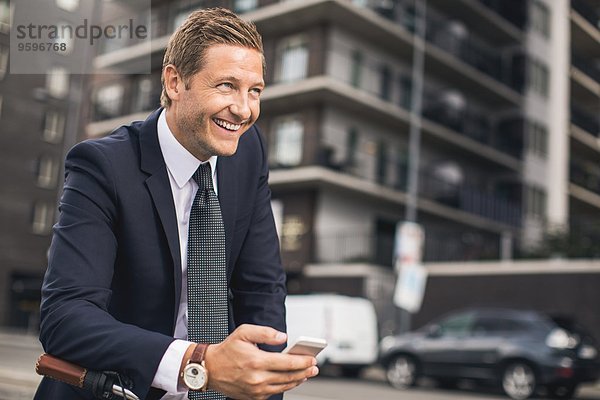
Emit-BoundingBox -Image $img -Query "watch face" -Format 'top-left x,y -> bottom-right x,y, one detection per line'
183,363 -> 207,390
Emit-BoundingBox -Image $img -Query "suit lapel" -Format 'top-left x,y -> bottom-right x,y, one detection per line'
139,109 -> 182,331
217,155 -> 237,279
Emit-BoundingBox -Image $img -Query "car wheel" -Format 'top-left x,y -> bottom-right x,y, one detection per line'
340,366 -> 362,378
386,354 -> 418,389
548,383 -> 578,399
501,362 -> 537,400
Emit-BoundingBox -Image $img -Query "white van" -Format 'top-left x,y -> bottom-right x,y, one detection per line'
285,294 -> 378,376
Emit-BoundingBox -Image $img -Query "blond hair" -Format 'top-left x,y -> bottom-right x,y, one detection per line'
160,7 -> 264,108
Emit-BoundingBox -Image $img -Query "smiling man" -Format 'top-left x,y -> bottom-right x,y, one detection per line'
35,8 -> 317,400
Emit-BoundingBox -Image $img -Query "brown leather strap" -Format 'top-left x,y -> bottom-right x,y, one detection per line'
35,353 -> 87,388
189,343 -> 209,364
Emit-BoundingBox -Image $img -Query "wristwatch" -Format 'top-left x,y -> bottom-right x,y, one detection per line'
181,343 -> 209,391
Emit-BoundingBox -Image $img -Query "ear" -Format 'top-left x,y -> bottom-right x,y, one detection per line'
163,64 -> 184,102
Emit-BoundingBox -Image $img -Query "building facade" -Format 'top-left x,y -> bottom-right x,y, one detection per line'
2,0 -> 599,331
0,0 -> 88,328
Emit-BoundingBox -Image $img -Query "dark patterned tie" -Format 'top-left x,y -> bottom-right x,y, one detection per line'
188,163 -> 228,400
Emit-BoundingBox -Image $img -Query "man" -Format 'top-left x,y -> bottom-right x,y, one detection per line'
35,8 -> 317,400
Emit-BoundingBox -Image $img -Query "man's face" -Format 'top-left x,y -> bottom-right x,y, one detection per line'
167,44 -> 264,161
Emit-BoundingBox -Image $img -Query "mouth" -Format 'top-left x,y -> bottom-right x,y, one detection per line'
213,118 -> 243,132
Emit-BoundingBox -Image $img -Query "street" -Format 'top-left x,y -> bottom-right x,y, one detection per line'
1,331 -> 599,400
288,367 -> 600,400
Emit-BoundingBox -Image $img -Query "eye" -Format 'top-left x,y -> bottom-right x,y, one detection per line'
217,82 -> 234,90
250,87 -> 263,96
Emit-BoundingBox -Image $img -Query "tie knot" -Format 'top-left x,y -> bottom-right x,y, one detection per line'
192,163 -> 214,192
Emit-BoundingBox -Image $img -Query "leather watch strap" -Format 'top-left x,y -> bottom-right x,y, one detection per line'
190,343 -> 209,364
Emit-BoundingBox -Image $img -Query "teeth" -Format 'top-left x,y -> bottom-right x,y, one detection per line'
214,118 -> 241,131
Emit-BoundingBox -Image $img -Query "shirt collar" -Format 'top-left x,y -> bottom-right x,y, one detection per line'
157,109 -> 218,189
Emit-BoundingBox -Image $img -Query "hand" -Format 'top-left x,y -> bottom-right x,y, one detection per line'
203,324 -> 319,400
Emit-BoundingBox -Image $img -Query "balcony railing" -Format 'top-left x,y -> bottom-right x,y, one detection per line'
282,137 -> 523,227
418,170 -> 522,227
425,7 -> 523,92
315,229 -> 501,265
422,92 -> 524,158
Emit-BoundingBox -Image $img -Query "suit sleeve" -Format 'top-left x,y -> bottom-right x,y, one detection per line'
39,140 -> 173,398
230,127 -> 287,350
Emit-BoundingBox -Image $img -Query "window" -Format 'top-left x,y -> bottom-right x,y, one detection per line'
234,0 -> 257,13
376,140 -> 387,184
46,67 -> 70,98
37,155 -> 59,188
32,201 -> 55,235
526,186 -> 546,219
56,0 -> 79,12
133,77 -> 156,113
380,65 -> 392,101
0,45 -> 8,80
399,75 -> 412,110
346,127 -> 359,167
43,111 -> 66,143
528,58 -> 549,97
270,116 -> 304,167
527,121 -> 548,157
94,83 -> 124,119
0,0 -> 11,32
530,1 -> 550,37
438,312 -> 474,337
350,50 -> 363,88
276,35 -> 308,83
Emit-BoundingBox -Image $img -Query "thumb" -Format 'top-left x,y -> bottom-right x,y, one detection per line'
235,324 -> 287,346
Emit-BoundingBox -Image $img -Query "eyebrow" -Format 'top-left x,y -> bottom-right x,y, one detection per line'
218,75 -> 265,87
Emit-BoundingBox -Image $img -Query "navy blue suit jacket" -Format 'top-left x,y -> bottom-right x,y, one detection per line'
35,109 -> 287,400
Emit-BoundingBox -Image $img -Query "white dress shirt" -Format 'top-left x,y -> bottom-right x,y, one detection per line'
151,109 -> 219,398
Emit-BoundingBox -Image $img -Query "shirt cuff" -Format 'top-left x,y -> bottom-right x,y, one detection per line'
151,339 -> 194,394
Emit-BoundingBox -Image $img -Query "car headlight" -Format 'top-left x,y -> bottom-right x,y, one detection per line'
380,336 -> 396,351
546,328 -> 579,349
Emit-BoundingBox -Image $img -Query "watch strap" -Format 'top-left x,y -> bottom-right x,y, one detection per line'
190,343 -> 209,364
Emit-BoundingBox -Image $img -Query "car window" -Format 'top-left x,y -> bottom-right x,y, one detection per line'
471,317 -> 527,337
438,313 -> 474,337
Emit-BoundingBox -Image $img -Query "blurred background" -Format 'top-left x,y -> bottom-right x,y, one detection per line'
1,0 -> 600,399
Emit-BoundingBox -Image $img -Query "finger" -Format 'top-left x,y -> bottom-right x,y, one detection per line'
235,324 -> 287,346
264,366 -> 319,385
261,353 -> 316,371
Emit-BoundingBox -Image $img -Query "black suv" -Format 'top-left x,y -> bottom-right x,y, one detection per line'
379,308 -> 600,399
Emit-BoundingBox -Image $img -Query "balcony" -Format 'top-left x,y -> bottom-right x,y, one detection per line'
571,161 -> 600,198
426,0 -> 524,45
571,105 -> 600,137
315,229 -> 501,265
572,0 -> 600,32
424,7 -> 523,94
271,136 -> 522,227
571,0 -> 600,58
418,170 -> 522,227
422,92 -> 524,159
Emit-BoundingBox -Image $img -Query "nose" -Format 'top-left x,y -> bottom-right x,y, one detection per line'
230,92 -> 252,121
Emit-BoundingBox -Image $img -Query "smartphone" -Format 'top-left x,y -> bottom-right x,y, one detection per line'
282,336 -> 327,357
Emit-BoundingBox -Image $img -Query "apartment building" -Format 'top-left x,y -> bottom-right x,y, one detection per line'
568,0 -> 600,253
4,0 -> 597,330
0,0 -> 88,328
